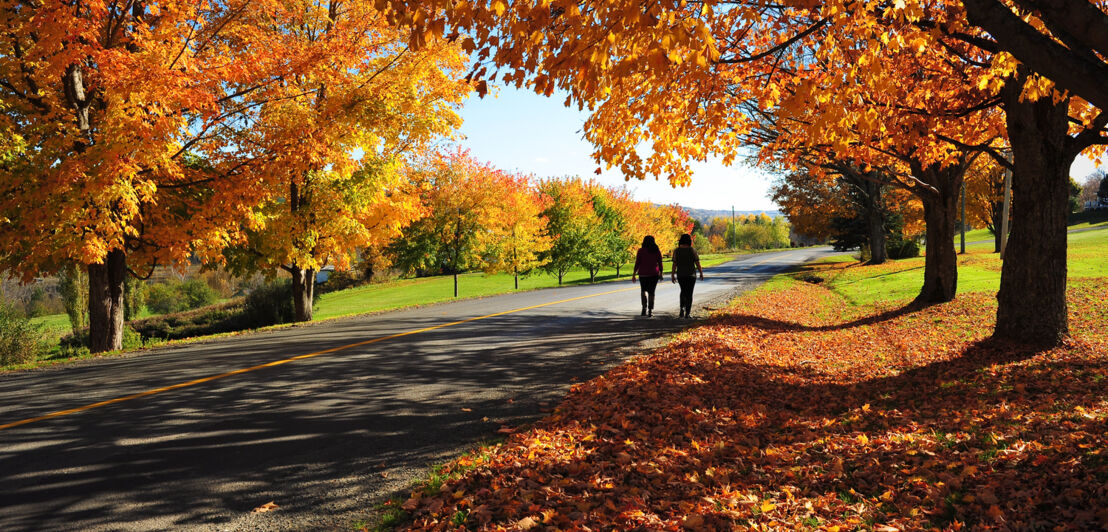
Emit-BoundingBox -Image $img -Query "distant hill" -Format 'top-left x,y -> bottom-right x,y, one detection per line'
679,206 -> 783,224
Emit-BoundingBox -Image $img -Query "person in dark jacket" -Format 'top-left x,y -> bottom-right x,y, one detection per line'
670,233 -> 704,318
631,235 -> 664,316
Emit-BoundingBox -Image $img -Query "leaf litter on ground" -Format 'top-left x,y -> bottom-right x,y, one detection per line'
397,260 -> 1108,531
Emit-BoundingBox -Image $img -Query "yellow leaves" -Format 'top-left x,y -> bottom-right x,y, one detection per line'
490,0 -> 506,17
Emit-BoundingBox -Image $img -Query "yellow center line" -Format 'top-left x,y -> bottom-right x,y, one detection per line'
0,253 -> 789,432
0,286 -> 637,432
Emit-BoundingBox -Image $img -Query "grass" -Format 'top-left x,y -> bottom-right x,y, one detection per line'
314,254 -> 737,320
29,313 -> 72,342
819,227 -> 1108,306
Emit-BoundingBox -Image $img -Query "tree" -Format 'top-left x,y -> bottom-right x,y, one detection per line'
582,186 -> 633,282
0,1 -> 337,351
964,157 -> 1008,252
477,173 -> 552,289
537,178 -> 602,285
388,150 -> 508,296
1079,170 -> 1104,207
219,2 -> 470,321
1099,174 -> 1108,204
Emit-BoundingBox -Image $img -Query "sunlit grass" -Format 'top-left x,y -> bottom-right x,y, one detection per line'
814,227 -> 1107,306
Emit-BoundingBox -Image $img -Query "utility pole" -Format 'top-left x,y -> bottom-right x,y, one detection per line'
960,182 -> 966,254
1000,168 -> 1012,259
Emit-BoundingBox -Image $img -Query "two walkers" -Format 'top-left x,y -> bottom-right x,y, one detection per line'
630,234 -> 704,318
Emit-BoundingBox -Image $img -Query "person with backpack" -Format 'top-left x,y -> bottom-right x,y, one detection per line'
631,235 -> 664,317
670,233 -> 704,318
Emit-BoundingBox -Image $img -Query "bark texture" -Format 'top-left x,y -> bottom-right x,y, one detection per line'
291,267 -> 315,322
88,249 -> 127,353
913,163 -> 963,305
994,87 -> 1071,345
864,180 -> 888,265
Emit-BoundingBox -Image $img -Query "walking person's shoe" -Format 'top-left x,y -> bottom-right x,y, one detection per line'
641,306 -> 647,317
648,309 -> 653,317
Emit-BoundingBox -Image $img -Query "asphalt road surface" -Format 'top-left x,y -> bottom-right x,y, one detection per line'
0,247 -> 837,531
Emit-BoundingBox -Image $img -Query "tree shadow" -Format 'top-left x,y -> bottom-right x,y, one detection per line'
406,323 -> 1108,529
709,302 -> 923,333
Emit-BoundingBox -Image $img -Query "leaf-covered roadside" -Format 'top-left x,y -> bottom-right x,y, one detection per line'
399,269 -> 1108,530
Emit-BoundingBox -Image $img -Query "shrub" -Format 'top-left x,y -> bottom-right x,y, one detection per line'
318,269 -> 362,294
128,301 -> 241,341
179,278 -> 218,309
242,281 -> 295,327
124,276 -> 147,321
888,237 -> 921,259
146,282 -> 187,315
58,264 -> 88,333
0,304 -> 47,366
145,278 -> 218,315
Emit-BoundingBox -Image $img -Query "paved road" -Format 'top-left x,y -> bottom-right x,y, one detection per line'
0,248 -> 837,531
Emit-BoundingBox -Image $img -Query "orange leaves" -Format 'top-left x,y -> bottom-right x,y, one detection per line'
399,267 -> 1108,530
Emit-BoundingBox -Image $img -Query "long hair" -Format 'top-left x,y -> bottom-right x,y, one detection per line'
678,233 -> 692,246
641,235 -> 659,254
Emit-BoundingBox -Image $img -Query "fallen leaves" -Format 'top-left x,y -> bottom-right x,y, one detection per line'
397,269 -> 1108,530
251,501 -> 279,513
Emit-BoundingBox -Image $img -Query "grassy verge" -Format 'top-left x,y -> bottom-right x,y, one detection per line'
316,253 -> 737,321
6,253 -> 744,372
388,230 -> 1108,530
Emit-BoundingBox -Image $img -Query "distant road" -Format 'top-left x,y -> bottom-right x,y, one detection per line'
0,247 -> 838,531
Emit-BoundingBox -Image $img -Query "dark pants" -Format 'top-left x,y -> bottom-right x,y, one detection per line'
639,276 -> 660,309
677,276 -> 697,311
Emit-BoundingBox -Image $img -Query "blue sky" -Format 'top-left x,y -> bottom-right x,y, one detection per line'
454,85 -> 1107,211
453,86 -> 780,212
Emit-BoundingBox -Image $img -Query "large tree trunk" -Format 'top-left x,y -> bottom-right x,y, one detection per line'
914,165 -> 962,305
994,83 -> 1072,345
88,249 -> 127,353
291,267 -> 315,322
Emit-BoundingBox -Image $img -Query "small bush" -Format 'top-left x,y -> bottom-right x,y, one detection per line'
888,238 -> 921,259
242,281 -> 295,327
129,301 -> 243,341
146,282 -> 187,315
123,277 -> 147,321
0,304 -> 47,366
179,278 -> 218,309
145,278 -> 219,315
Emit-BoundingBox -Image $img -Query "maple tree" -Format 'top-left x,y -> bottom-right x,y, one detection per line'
536,178 -> 604,286
380,0 -> 1107,344
217,2 -> 470,321
387,149 -> 509,297
0,1 -> 332,351
963,156 -> 1008,252
477,172 -> 552,290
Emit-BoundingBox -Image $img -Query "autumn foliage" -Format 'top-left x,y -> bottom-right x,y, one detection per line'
399,262 -> 1108,530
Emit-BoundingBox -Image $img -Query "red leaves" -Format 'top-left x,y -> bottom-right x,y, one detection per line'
399,269 -> 1108,530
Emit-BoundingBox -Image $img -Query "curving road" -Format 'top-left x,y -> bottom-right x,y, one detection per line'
0,247 -> 836,531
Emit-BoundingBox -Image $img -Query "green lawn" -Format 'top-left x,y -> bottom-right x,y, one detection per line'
315,253 -> 738,320
23,253 -> 742,336
29,313 -> 72,343
955,228 -> 995,243
814,228 -> 1107,306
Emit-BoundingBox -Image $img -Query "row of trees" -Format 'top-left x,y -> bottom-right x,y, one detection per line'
695,214 -> 791,252
1,2 -> 472,352
385,150 -> 692,293
382,0 -> 1107,345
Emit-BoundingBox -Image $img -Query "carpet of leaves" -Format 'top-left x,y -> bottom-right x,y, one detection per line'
401,275 -> 1108,531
